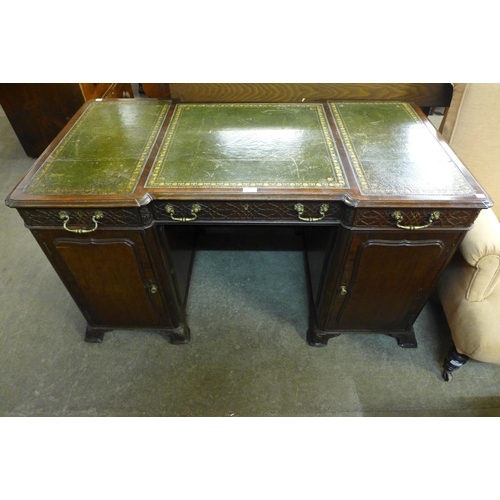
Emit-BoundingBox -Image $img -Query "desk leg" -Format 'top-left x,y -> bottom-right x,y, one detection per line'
162,324 -> 191,344
307,322 -> 340,347
389,329 -> 418,348
85,325 -> 108,343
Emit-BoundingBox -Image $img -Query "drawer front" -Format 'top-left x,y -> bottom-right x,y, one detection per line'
18,207 -> 148,229
152,200 -> 342,223
348,208 -> 481,229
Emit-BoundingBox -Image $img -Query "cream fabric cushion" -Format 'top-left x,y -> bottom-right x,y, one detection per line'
438,254 -> 500,363
459,208 -> 500,301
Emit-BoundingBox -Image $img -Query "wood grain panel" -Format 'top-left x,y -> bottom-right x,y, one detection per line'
335,237 -> 447,330
80,83 -> 134,100
166,83 -> 453,108
140,83 -> 171,99
54,237 -> 160,326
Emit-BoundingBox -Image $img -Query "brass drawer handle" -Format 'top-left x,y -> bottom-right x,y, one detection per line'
294,203 -> 329,222
391,211 -> 441,230
165,203 -> 201,222
59,211 -> 103,233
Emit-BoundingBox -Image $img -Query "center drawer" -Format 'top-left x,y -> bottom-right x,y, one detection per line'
152,200 -> 342,224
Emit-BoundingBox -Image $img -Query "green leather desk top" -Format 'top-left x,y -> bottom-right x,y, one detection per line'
330,101 -> 475,197
24,100 -> 170,196
146,103 -> 346,189
8,99 -> 490,209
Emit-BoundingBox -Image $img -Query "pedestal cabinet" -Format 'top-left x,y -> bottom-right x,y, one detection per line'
307,219 -> 476,347
6,98 -> 491,348
19,213 -> 191,344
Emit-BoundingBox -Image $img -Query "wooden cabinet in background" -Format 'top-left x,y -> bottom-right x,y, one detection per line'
0,83 -> 134,157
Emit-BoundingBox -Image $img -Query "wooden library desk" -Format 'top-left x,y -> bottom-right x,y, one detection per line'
5,98 -> 491,347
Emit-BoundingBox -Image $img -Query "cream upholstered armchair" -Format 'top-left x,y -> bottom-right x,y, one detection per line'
437,84 -> 500,380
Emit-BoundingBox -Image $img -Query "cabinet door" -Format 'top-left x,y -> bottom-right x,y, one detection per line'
317,230 -> 462,332
34,229 -> 174,328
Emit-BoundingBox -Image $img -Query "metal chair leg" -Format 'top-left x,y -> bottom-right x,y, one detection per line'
442,345 -> 469,381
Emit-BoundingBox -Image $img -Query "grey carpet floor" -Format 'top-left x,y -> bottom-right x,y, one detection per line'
2,104 -> 500,417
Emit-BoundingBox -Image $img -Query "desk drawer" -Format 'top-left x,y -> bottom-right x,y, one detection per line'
18,207 -> 147,230
350,208 -> 481,230
152,200 -> 342,224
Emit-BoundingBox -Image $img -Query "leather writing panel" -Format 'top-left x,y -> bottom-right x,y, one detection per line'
24,100 -> 170,196
330,101 -> 475,197
147,103 -> 346,189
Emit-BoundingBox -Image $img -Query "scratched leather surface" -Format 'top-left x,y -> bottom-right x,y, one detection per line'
24,100 -> 170,195
147,103 -> 346,189
329,102 -> 475,196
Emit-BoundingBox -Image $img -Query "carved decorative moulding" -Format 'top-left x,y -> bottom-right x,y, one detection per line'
352,208 -> 481,228
151,200 -> 343,223
19,207 -> 145,228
